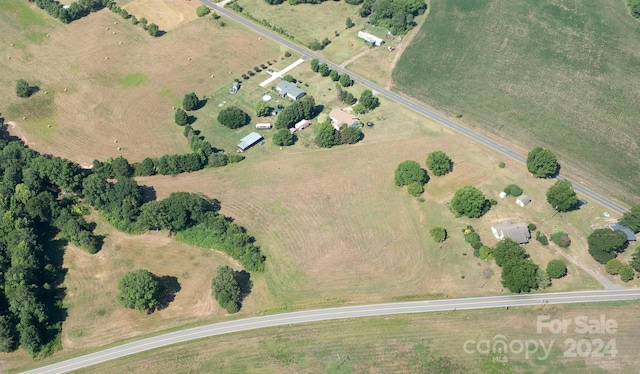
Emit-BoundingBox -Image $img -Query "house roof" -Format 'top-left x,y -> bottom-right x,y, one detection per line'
357,31 -> 384,44
516,195 -> 531,205
610,223 -> 636,241
276,81 -> 305,99
237,132 -> 263,150
294,119 -> 310,129
329,108 -> 359,127
492,220 -> 531,244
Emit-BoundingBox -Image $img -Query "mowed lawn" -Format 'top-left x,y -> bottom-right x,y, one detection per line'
74,302 -> 640,373
393,0 -> 640,205
0,2 -> 281,166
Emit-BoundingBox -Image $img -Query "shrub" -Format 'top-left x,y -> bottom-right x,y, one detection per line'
197,6 -> 211,17
407,182 -> 424,197
273,128 -> 295,146
208,153 -> 228,168
619,265 -> 635,282
550,229 -> 571,248
15,79 -> 31,98
546,260 -> 567,279
284,51 -> 292,57
605,258 -> 623,275
282,74 -> 296,83
227,154 -> 245,163
503,184 -> 523,196
535,231 -> 549,245
528,223 -> 537,231
479,245 -> 492,261
498,161 -> 505,168
430,226 -> 447,243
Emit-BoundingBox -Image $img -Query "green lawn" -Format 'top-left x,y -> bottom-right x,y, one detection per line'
393,0 -> 640,205
0,0 -> 52,30
117,72 -> 149,88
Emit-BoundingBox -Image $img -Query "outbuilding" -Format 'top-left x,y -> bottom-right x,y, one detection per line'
230,81 -> 240,94
237,132 -> 264,152
358,31 -> 384,46
516,195 -> 531,207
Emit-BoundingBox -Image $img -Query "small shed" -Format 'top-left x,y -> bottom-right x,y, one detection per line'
499,191 -> 508,199
237,132 -> 264,152
255,123 -> 272,129
516,195 -> 531,207
230,82 -> 240,94
294,119 -> 311,131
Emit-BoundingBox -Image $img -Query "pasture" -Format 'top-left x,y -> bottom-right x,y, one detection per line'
393,0 -> 640,205
0,3 -> 281,166
71,302 -> 640,373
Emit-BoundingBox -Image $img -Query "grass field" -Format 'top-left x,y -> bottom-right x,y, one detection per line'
70,302 -> 640,373
393,0 -> 640,205
0,2 -> 281,166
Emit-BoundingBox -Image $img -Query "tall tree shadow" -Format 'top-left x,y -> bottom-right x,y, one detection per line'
156,275 -> 181,311
235,270 -> 253,310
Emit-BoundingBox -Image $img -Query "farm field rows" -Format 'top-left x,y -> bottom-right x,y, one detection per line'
393,0 -> 640,205
73,302 -> 640,373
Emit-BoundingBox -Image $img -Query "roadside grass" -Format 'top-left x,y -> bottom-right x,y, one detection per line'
393,0 -> 640,205
71,303 -> 640,374
0,11 -> 281,165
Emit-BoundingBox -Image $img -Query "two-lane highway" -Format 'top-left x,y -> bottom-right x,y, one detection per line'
24,289 -> 640,373
202,0 -> 629,215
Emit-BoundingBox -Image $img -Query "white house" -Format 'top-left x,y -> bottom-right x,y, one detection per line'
491,221 -> 531,244
357,31 -> 384,46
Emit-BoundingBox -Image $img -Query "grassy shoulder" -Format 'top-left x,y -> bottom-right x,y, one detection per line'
392,0 -> 640,205
71,302 -> 640,374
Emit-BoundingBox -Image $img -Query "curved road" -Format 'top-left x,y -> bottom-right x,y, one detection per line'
203,0 -> 628,215
24,289 -> 640,373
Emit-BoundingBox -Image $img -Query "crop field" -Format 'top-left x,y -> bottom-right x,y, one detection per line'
72,302 -> 640,373
0,2 -> 281,166
393,0 -> 640,205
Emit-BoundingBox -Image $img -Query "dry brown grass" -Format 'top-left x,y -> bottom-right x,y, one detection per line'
0,9 -> 280,166
123,0 -> 199,31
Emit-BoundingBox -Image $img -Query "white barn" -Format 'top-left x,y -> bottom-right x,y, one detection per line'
357,31 -> 384,46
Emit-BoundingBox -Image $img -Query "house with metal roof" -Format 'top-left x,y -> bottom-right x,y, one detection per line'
609,223 -> 637,242
237,132 -> 263,152
276,81 -> 306,100
491,221 -> 531,244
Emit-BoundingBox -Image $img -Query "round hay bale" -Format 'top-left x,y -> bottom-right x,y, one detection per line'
106,27 -> 109,30
47,125 -> 51,128
119,42 -> 123,45
64,88 -> 68,92
23,117 -> 26,120
47,34 -> 50,37
44,91 -> 48,94
7,56 -> 10,60
114,140 -> 118,143
117,147 -> 122,151
105,57 -> 109,60
10,43 -> 14,46
188,57 -> 191,61
114,22 -> 118,25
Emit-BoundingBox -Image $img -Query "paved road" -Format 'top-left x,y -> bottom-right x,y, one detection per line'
203,0 -> 629,215
23,289 -> 640,373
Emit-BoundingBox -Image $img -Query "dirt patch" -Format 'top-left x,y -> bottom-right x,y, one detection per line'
123,0 -> 199,31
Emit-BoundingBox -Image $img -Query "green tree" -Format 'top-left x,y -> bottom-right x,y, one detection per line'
147,23 -> 160,37
117,269 -> 163,312
182,92 -> 199,111
352,102 -> 367,115
394,160 -> 428,186
310,58 -> 320,72
15,79 -> 30,98
208,153 -> 228,167
196,5 -> 210,17
217,106 -> 250,129
299,95 -> 316,119
546,180 -> 578,212
503,184 -> 523,196
430,226 -> 447,243
407,182 -> 424,196
605,258 -> 623,275
346,17 -> 354,28
339,73 -> 352,87
546,259 -> 567,279
501,259 -> 539,293
211,265 -> 241,313
340,125 -> 363,144
174,108 -> 188,126
0,316 -> 16,353
619,204 -> 640,232
526,147 -> 559,178
111,156 -> 133,178
425,151 -> 452,176
536,268 -> 551,289
255,100 -> 272,117
314,121 -> 340,148
451,186 -> 490,218
282,74 -> 296,83
619,264 -> 635,282
493,238 -> 526,268
630,246 -> 640,272
318,63 -> 330,77
359,89 -> 379,111
273,128 -> 295,146
329,69 -> 340,81
587,228 -> 628,264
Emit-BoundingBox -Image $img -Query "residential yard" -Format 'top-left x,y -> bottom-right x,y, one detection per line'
72,302 -> 640,373
393,0 -> 640,205
0,3 -> 281,166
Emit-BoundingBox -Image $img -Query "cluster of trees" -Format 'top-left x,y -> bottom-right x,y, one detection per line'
218,106 -> 251,129
394,160 -> 428,196
546,180 -> 578,212
273,129 -> 295,146
526,147 -> 559,178
425,151 -> 452,176
587,229 -> 628,264
0,132 -> 102,355
29,0 -> 108,23
451,186 -> 492,218
308,37 -> 331,51
15,79 -> 33,98
493,239 -> 544,293
310,59 -> 353,87
211,265 -> 252,313
274,96 -> 316,129
104,1 -> 161,36
620,205 -> 640,233
313,121 -> 363,148
629,0 -> 640,18
359,0 -> 427,35
196,5 -> 210,17
462,226 -> 488,258
604,258 -> 634,282
352,90 -> 379,114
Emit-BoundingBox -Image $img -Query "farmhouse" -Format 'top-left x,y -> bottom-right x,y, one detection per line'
329,108 -> 359,130
609,223 -> 637,242
230,81 -> 240,93
491,221 -> 531,244
237,132 -> 263,152
516,195 -> 531,207
276,81 -> 306,100
358,30 -> 384,46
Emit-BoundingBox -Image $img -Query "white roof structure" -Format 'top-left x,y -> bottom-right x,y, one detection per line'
358,31 -> 384,46
237,132 -> 263,152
